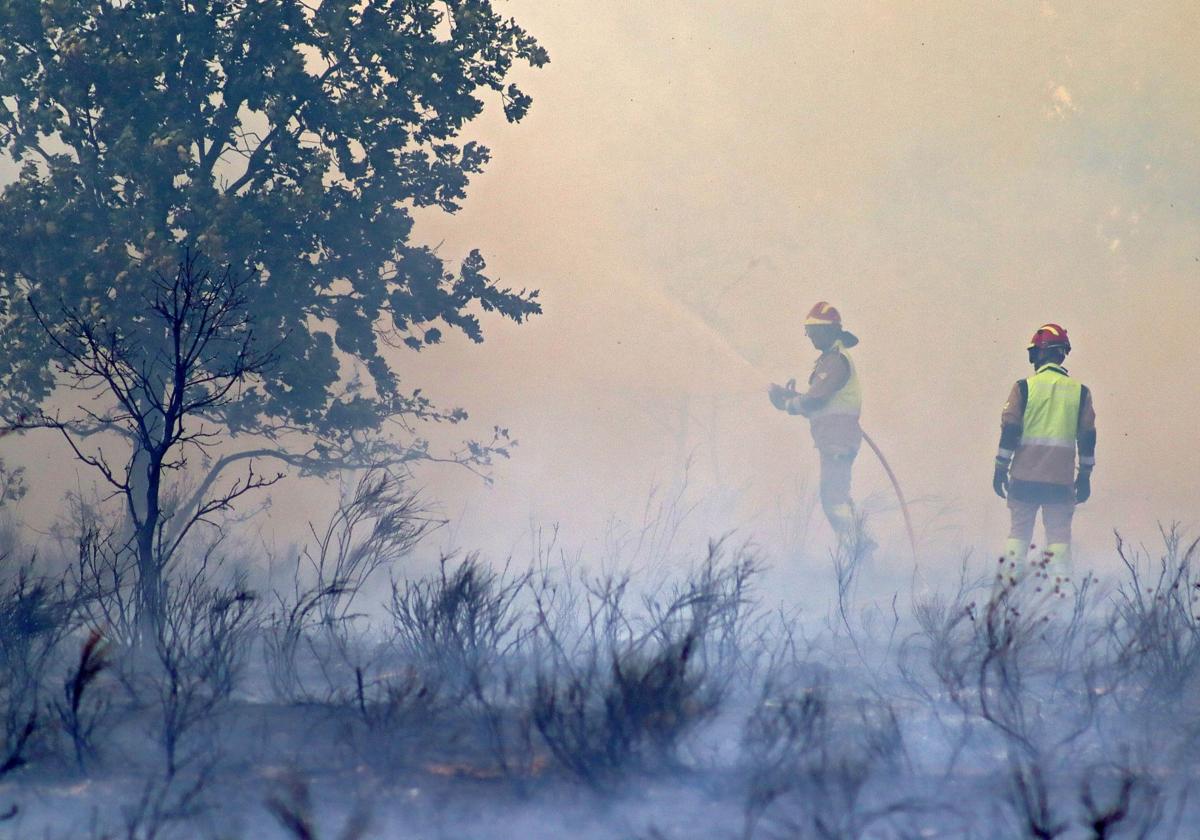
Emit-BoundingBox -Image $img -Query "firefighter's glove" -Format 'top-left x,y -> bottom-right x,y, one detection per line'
1075,469 -> 1092,504
993,458 -> 1010,500
768,383 -> 794,412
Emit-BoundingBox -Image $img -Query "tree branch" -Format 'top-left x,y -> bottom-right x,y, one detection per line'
161,460 -> 284,563
42,413 -> 130,495
223,61 -> 343,195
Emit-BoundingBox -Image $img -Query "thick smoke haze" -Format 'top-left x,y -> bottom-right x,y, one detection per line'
417,0 -> 1200,563
7,1 -> 1199,572
4,4 -> 1200,839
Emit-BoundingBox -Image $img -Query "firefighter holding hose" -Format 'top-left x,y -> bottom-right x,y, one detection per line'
768,302 -> 865,543
993,323 -> 1096,596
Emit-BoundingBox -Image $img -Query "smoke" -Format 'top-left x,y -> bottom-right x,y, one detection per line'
5,3 -> 1200,837
360,0 -> 1200,571
5,516 -> 1199,838
6,1 -> 1198,574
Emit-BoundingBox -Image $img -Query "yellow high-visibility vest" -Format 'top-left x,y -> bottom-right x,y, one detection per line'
809,343 -> 862,419
1021,363 -> 1081,447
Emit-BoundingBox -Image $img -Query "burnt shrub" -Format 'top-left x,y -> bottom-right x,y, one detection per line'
0,562 -> 75,779
387,553 -> 533,774
529,542 -> 758,787
1109,526 -> 1200,697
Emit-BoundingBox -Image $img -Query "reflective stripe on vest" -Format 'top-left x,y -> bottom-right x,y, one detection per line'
809,344 -> 862,418
1021,364 -> 1080,444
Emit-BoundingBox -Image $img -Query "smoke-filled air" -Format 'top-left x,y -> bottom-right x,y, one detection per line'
1,1 -> 1198,838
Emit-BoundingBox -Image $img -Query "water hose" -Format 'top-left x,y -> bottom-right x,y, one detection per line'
784,378 -> 917,563
861,430 -> 919,566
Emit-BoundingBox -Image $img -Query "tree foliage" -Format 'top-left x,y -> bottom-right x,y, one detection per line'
0,0 -> 547,444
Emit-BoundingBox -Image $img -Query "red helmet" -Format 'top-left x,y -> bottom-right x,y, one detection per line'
804,301 -> 842,326
804,301 -> 859,347
1027,323 -> 1071,352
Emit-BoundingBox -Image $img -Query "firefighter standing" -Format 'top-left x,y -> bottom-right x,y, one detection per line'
993,323 -> 1096,594
768,302 -> 864,541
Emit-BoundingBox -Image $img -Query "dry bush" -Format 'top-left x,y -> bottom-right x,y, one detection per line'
740,673 -> 914,840
10,498 -> 1200,838
1078,760 -> 1167,840
991,750 -> 1165,840
899,560 -> 985,709
263,471 -> 434,703
1109,526 -> 1200,697
1004,757 -> 1070,840
266,773 -> 370,840
387,553 -> 533,774
529,542 -> 759,787
150,564 -> 259,775
116,762 -> 215,840
71,525 -> 143,649
740,672 -> 830,838
52,629 -> 112,771
976,578 -> 1106,757
0,561 -> 76,780
98,561 -> 259,840
388,553 -> 529,701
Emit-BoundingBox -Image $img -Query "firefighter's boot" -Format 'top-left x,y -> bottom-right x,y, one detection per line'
995,537 -> 1027,591
1042,543 -> 1072,598
827,502 -> 856,546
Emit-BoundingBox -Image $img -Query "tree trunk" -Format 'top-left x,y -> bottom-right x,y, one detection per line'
130,446 -> 164,641
136,519 -> 162,642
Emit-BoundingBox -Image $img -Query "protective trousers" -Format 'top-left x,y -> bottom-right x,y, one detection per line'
819,447 -> 857,537
1000,498 -> 1074,594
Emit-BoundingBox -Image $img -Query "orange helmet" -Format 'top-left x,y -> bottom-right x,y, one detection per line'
1027,323 -> 1071,352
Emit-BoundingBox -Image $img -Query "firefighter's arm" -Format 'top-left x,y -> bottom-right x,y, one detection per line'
768,382 -> 794,411
994,381 -> 1025,498
1076,386 -> 1096,471
996,381 -> 1025,463
1075,386 -> 1096,502
784,394 -> 809,416
769,379 -> 811,416
790,353 -> 850,414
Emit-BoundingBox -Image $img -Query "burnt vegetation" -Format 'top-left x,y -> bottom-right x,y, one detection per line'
0,496 -> 1197,838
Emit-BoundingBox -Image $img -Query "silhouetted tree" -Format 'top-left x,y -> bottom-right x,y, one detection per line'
29,254 -> 281,630
0,1 -> 547,630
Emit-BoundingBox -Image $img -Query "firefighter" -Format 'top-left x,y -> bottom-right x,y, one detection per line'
768,301 -> 864,541
993,323 -> 1096,595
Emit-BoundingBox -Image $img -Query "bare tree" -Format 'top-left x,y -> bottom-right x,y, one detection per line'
26,253 -> 280,636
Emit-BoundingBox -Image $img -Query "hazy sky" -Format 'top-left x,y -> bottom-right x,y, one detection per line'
7,1 -> 1200,575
